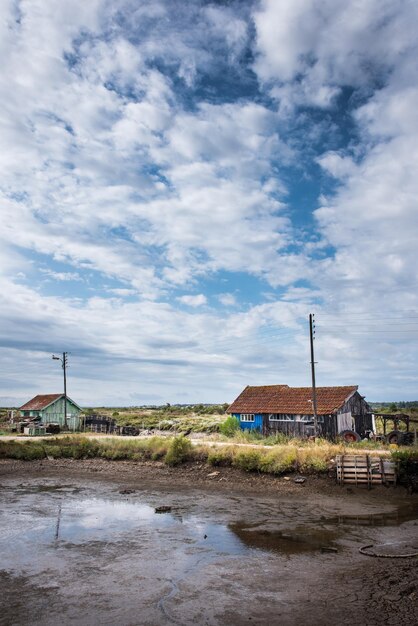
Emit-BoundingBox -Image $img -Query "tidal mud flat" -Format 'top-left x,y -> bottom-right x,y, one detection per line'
0,460 -> 417,626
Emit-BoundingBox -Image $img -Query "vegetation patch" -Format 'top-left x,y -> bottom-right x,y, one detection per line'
164,436 -> 193,466
207,447 -> 235,466
219,415 -> 240,437
391,448 -> 418,488
1,437 -> 415,482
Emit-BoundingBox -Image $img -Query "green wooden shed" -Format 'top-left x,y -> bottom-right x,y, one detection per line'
20,394 -> 82,430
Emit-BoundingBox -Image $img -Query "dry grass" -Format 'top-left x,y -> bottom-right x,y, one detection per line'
0,436 -> 413,478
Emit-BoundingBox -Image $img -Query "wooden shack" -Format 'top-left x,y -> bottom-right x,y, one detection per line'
228,384 -> 372,440
20,394 -> 82,430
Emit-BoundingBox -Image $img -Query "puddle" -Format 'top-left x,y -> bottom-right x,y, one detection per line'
322,504 -> 418,527
229,523 -> 340,554
0,486 -> 251,578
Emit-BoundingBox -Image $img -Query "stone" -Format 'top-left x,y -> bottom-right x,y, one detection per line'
155,505 -> 172,513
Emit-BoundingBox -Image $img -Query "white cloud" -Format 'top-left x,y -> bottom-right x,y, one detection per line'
177,294 -> 207,308
253,0 -> 418,108
41,270 -> 83,282
218,293 -> 237,307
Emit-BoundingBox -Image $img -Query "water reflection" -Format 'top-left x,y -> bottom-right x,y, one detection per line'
229,524 -> 341,554
0,483 -> 417,571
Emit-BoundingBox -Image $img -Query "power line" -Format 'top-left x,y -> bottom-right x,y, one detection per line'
317,322 -> 418,328
317,315 -> 418,321
183,326 -> 303,353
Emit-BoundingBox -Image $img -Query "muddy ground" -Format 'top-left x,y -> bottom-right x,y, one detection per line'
0,458 -> 417,626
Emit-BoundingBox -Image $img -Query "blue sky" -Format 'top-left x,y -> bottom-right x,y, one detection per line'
1,0 -> 418,406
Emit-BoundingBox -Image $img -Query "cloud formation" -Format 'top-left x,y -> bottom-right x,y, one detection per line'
0,0 -> 417,404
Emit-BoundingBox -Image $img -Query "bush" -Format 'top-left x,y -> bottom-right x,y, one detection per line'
207,447 -> 234,466
258,451 -> 282,474
0,441 -> 46,461
45,445 -> 62,459
260,448 -> 298,474
232,449 -> 263,472
165,436 -> 192,466
391,448 -> 418,484
219,415 -> 240,437
146,436 -> 169,460
70,439 -> 100,459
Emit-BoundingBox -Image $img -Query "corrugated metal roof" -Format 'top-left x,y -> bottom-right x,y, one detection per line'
228,385 -> 358,415
20,394 -> 64,411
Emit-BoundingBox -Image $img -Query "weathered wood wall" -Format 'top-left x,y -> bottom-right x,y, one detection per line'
318,415 -> 337,440
262,418 -> 312,437
338,392 -> 373,438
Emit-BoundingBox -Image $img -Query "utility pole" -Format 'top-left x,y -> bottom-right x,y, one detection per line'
52,352 -> 68,430
309,314 -> 318,437
63,351 -> 68,430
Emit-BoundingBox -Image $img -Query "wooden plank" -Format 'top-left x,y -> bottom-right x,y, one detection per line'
336,466 -> 395,472
343,479 -> 396,485
340,474 -> 396,479
343,473 -> 389,479
336,456 -> 394,465
336,453 -> 396,487
337,468 -> 395,475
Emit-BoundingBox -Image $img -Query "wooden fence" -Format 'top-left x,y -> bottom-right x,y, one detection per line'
336,455 -> 396,488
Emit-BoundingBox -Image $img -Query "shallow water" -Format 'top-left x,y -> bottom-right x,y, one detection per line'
0,477 -> 417,626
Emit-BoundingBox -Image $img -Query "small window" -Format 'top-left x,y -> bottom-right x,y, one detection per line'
240,413 -> 255,422
298,414 -> 324,423
269,414 -> 295,422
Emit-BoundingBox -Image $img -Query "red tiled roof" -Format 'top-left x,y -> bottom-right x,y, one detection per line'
228,384 -> 358,415
20,394 -> 63,411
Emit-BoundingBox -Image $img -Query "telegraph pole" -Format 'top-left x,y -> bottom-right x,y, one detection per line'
63,352 -> 68,430
52,352 -> 69,429
309,314 -> 318,437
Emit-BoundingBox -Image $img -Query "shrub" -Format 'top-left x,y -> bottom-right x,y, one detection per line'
391,449 -> 418,484
165,436 -> 192,466
207,447 -> 234,466
275,448 -> 298,472
0,441 -> 46,461
23,445 -> 46,460
232,449 -> 263,472
45,445 -> 62,459
258,451 -> 281,474
70,439 -> 100,459
219,415 -> 240,437
146,436 -> 169,460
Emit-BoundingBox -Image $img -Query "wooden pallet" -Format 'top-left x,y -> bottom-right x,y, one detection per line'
336,455 -> 396,488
